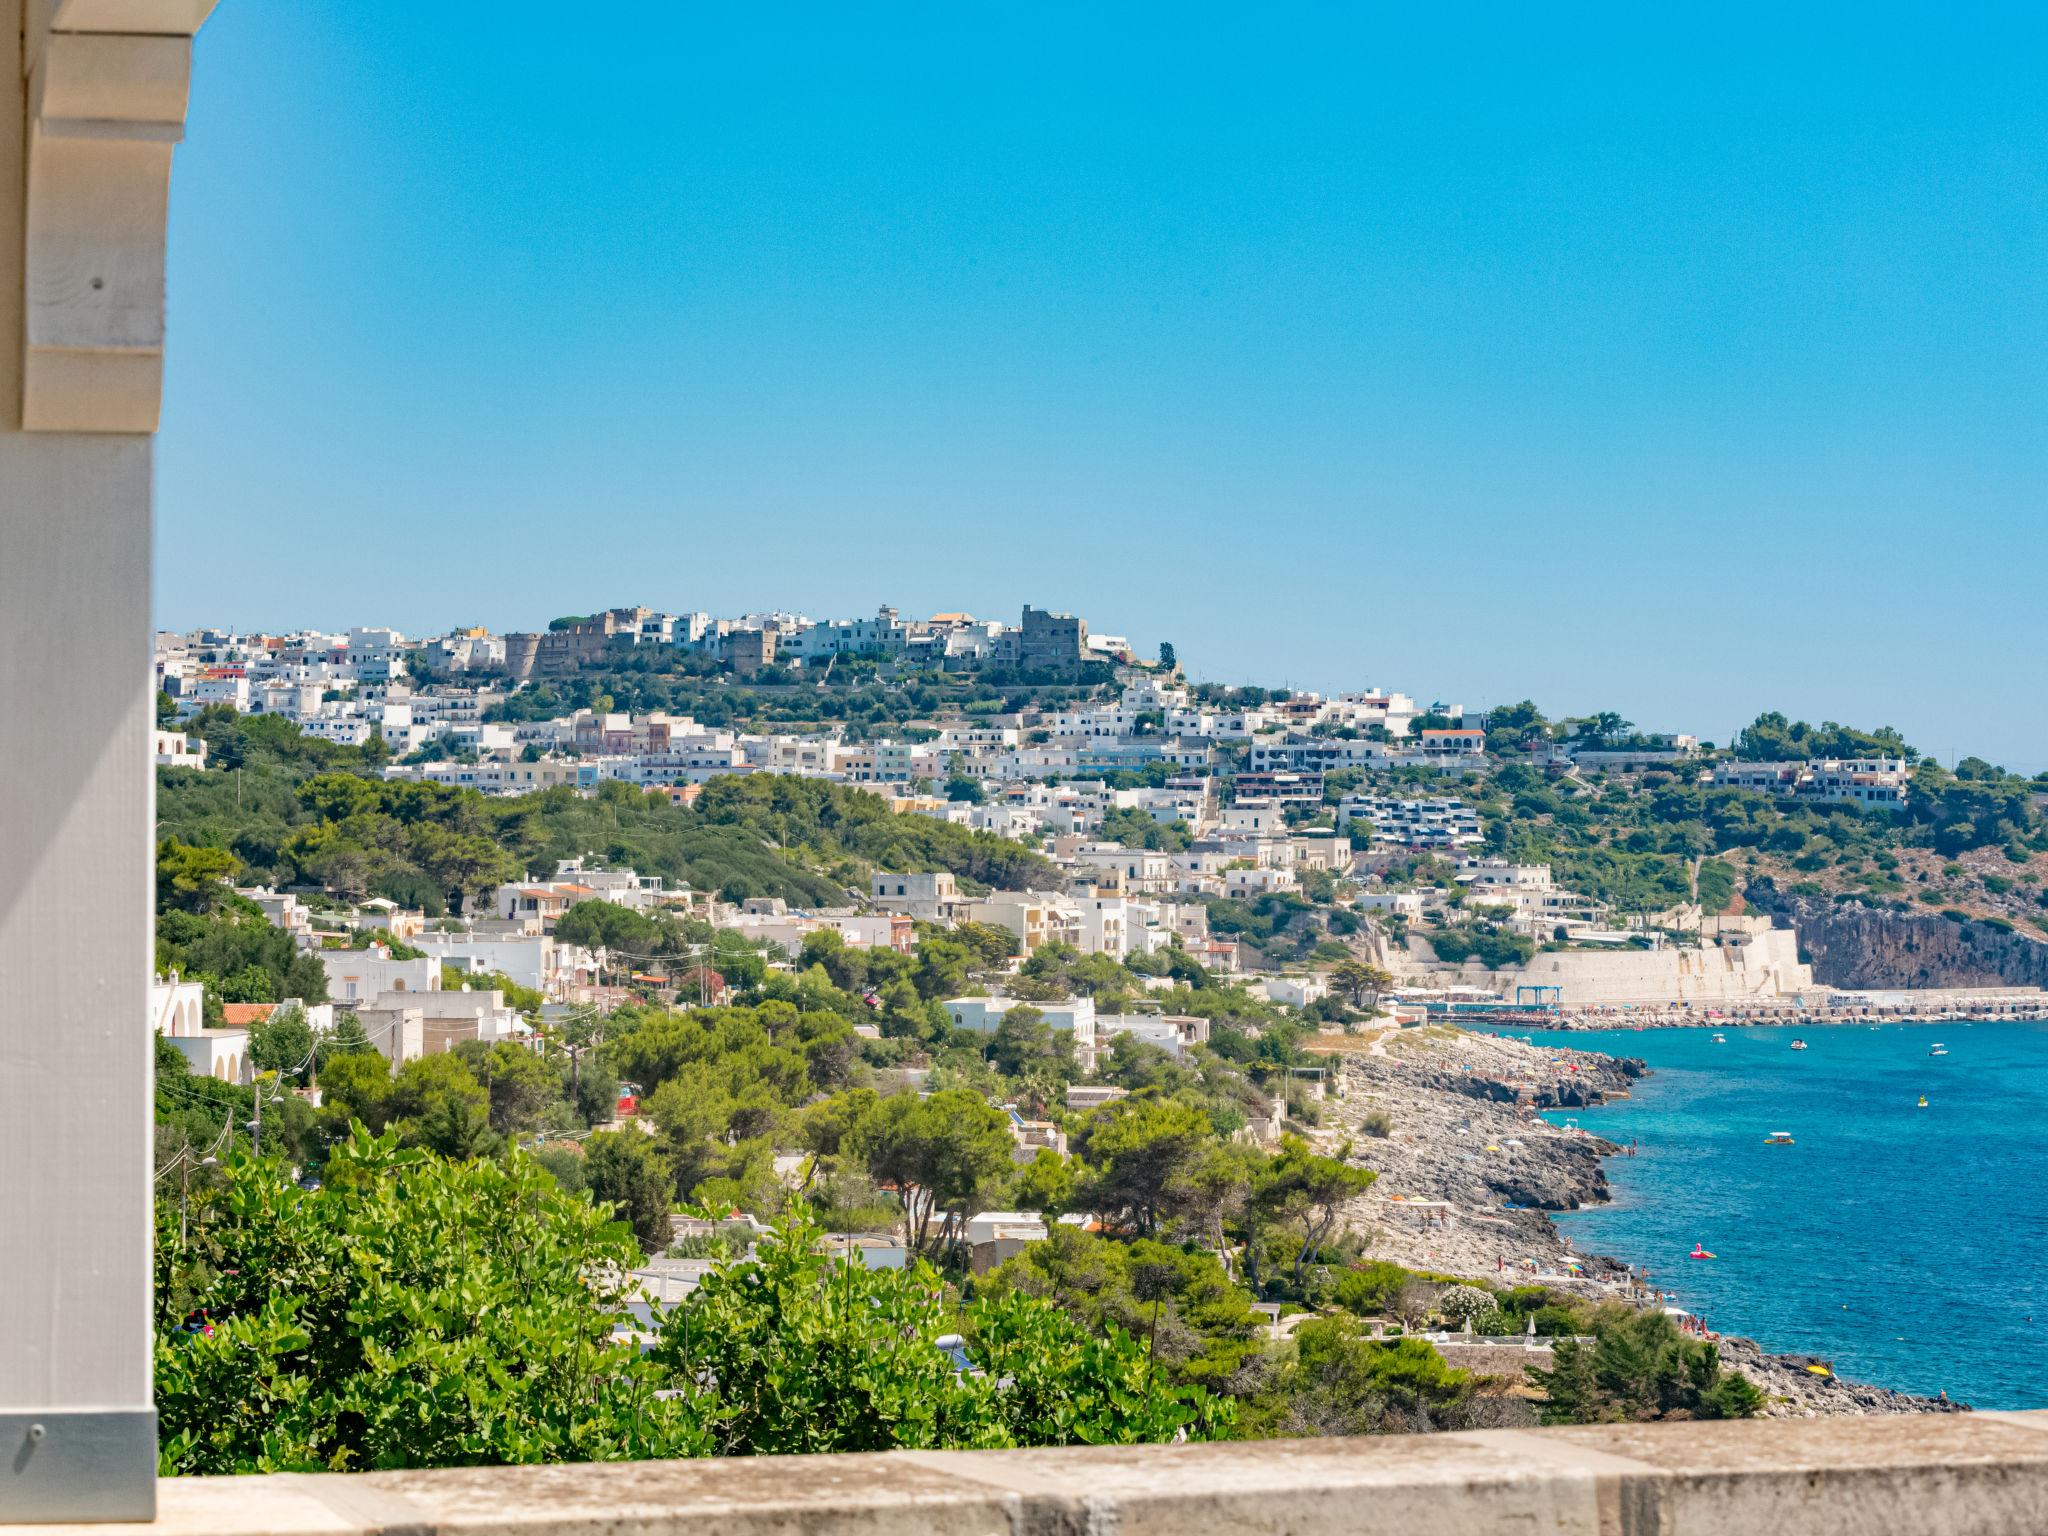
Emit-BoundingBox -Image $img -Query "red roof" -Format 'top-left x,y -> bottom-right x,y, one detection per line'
220,1003 -> 276,1026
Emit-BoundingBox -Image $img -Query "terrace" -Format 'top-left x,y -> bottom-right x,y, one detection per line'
2,4 -> 2042,1532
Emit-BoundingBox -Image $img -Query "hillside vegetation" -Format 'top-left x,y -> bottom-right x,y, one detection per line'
159,709 -> 1057,917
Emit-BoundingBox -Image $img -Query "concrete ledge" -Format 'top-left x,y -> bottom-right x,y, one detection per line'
17,1412 -> 2048,1536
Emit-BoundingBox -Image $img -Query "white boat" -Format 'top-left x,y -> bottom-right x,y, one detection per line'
1790,1039 -> 1808,1051
1712,1032 -> 1727,1044
1929,1043 -> 1949,1057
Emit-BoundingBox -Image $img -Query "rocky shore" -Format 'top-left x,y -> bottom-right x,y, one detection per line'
1307,1024 -> 1952,1417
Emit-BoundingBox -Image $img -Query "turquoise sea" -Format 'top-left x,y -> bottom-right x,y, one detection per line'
1484,1022 -> 2048,1408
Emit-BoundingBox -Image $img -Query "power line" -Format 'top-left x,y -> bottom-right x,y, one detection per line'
154,1110 -> 233,1182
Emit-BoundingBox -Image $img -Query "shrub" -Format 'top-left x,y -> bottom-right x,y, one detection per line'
155,1128 -> 704,1473
158,1141 -> 1229,1475
652,1206 -> 1230,1453
1529,1306 -> 1762,1423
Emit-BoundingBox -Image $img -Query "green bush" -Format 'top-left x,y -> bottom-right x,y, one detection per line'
650,1207 -> 1230,1453
1529,1306 -> 1762,1423
155,1127 -> 704,1473
156,1138 -> 1227,1475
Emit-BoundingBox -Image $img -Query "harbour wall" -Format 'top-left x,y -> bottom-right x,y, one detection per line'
1413,927 -> 1820,1008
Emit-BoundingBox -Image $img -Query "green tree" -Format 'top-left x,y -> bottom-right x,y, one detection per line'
855,1089 -> 1014,1253
454,1039 -> 559,1134
987,1004 -> 1075,1080
388,1054 -> 496,1158
1254,1136 -> 1376,1288
1009,1147 -> 1075,1217
1328,959 -> 1393,1012
1074,1097 -> 1213,1237
980,1225 -> 1266,1392
156,838 -> 240,914
1530,1306 -> 1763,1423
1250,1318 -> 1473,1436
582,1129 -> 676,1256
247,1005 -> 315,1084
317,1050 -> 394,1133
154,1129 -> 707,1473
649,1206 -> 1228,1455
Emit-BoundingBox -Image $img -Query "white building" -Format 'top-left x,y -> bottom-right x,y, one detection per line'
962,893 -> 1084,954
152,729 -> 207,769
943,996 -> 1097,1054
149,973 -> 248,1082
1339,795 -> 1484,849
320,947 -> 441,1004
413,932 -> 554,996
1087,1012 -> 1210,1067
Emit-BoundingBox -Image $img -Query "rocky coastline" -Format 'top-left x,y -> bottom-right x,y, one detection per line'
1748,877 -> 2048,992
1309,1024 -> 1952,1417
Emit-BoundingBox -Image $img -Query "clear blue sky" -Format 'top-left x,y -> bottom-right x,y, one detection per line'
157,4 -> 2047,769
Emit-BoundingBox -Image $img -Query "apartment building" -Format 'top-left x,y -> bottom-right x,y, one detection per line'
1338,795 -> 1484,849
961,893 -> 1084,954
1230,770 -> 1324,805
1707,758 -> 1911,807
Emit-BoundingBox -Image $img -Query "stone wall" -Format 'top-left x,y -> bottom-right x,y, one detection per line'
1445,926 -> 1819,1007
86,1414 -> 2048,1536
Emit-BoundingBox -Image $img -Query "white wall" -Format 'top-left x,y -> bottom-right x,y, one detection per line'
0,12 -> 158,1490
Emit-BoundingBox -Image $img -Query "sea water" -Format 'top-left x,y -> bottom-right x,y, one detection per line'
1485,1021 -> 2048,1408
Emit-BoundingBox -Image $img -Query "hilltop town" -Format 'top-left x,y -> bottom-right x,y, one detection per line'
147,599 -> 2048,1433
156,600 -> 2048,1046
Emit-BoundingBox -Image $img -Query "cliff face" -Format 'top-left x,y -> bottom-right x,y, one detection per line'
1746,879 -> 2048,990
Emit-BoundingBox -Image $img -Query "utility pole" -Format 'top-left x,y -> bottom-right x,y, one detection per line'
251,1073 -> 262,1158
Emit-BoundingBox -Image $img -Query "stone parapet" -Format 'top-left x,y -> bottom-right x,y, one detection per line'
19,1412 -> 2048,1536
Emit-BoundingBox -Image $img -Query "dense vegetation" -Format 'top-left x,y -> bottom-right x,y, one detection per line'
156,1133 -> 1222,1473
155,907 -> 1762,1464
144,690 -> 1832,1473
1341,704 -> 2048,923
158,710 -> 1057,918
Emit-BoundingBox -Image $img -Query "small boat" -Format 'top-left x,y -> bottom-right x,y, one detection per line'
1916,1095 -> 1928,1108
1711,1032 -> 1727,1044
1790,1039 -> 1808,1051
1764,1131 -> 1796,1145
1689,1244 -> 1716,1260
1929,1043 -> 1949,1057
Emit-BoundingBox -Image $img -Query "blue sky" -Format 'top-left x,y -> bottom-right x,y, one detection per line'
157,4 -> 2047,769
